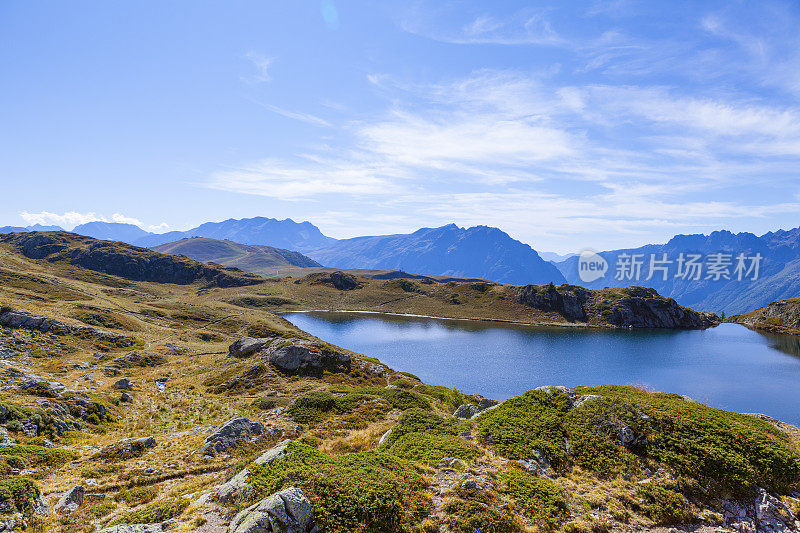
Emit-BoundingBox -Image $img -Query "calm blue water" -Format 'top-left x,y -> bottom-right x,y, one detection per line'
283,312 -> 800,426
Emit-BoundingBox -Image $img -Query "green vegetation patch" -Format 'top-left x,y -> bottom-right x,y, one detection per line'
441,497 -> 519,533
576,386 -> 800,495
386,432 -> 477,465
478,385 -> 800,498
0,478 -> 41,516
634,482 -> 694,524
476,389 -> 571,470
113,486 -> 159,506
0,445 -> 75,472
246,442 -> 430,533
379,409 -> 463,450
501,467 -> 569,529
109,497 -> 189,526
288,387 -> 431,425
412,384 -> 470,411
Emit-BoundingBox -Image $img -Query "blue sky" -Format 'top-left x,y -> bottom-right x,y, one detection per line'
2,1 -> 800,253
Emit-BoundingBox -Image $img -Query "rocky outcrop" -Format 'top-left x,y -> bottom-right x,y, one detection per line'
201,418 -> 263,456
267,339 -> 350,375
95,436 -> 156,459
111,351 -> 166,368
229,487 -> 315,533
0,231 -> 263,288
730,297 -> 800,335
229,337 -> 275,358
516,284 -> 718,328
54,485 -> 85,514
217,440 -> 298,503
517,284 -> 590,321
755,488 -> 800,532
598,287 -> 718,328
0,308 -> 135,346
454,398 -> 499,419
99,525 -> 168,533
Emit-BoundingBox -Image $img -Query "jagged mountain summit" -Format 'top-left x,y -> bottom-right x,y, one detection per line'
305,224 -> 566,285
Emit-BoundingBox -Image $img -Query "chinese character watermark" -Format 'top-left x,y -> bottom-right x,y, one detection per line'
578,252 -> 762,282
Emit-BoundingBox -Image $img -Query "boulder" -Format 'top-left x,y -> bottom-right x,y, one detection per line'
453,404 -> 478,419
96,436 -> 156,458
113,377 -> 135,390
0,428 -> 15,448
54,485 -> 85,515
229,337 -> 275,358
99,525 -> 167,533
573,394 -> 599,409
229,487 -> 314,533
202,418 -> 263,456
218,440 -> 298,503
267,339 -> 350,375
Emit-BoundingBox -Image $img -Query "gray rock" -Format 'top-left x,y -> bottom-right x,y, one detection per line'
0,308 -> 134,346
202,417 -> 263,455
229,487 -> 314,533
54,485 -> 85,515
0,428 -> 15,448
573,394 -> 599,408
229,337 -> 275,358
99,525 -> 166,533
453,404 -> 477,419
120,392 -> 133,402
218,440 -> 298,503
96,436 -> 156,458
755,487 -> 800,532
267,339 -> 350,374
377,428 -> 392,447
113,377 -> 134,390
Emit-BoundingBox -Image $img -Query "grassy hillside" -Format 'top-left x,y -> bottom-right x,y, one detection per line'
0,234 -> 796,532
153,237 -> 321,277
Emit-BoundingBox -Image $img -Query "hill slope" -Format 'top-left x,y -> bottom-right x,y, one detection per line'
305,224 -> 566,285
153,237 -> 321,276
0,231 -> 263,288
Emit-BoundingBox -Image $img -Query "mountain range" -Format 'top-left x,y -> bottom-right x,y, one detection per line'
557,228 -> 800,315
4,217 -> 800,313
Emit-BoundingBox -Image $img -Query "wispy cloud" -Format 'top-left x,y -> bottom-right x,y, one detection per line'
400,4 -> 565,46
249,99 -> 332,127
243,52 -> 275,83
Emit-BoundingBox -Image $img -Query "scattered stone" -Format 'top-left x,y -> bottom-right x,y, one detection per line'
201,417 -> 263,456
113,377 -> 134,390
85,479 -> 98,487
0,428 -> 15,448
378,428 -> 392,446
218,440 -> 298,503
40,438 -> 55,448
95,436 -> 156,458
460,478 -> 478,490
120,392 -> 133,402
229,487 -> 314,533
228,337 -> 275,358
573,394 -> 599,408
438,457 -> 465,470
54,485 -> 85,515
99,525 -> 167,533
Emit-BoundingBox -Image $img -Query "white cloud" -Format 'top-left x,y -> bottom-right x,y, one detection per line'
18,211 -> 147,230
20,211 -> 105,229
148,222 -> 171,232
249,99 -> 331,127
243,52 -> 274,83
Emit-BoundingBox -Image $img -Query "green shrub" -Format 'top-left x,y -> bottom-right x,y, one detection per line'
114,486 -> 158,506
386,432 -> 477,465
247,442 -> 332,496
251,398 -> 277,410
476,389 -> 571,469
379,409 -> 461,449
304,452 -> 431,533
110,498 -> 189,525
0,445 -> 75,469
442,497 -> 519,533
635,483 -> 694,524
501,468 -> 569,529
0,478 -> 41,515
